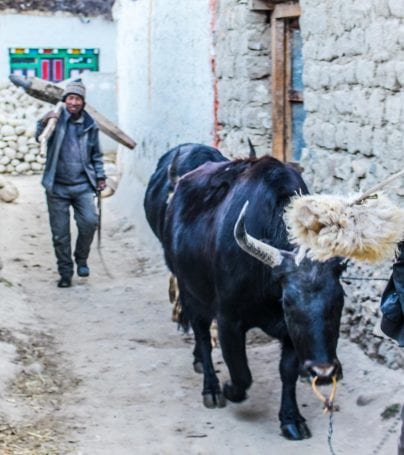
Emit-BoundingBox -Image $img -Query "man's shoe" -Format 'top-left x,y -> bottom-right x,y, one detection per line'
57,277 -> 71,288
77,264 -> 90,277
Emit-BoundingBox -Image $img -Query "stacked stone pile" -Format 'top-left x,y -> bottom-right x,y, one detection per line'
0,81 -> 50,175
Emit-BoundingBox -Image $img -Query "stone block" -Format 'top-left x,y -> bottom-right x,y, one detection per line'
367,89 -> 385,127
365,21 -> 390,61
371,128 -> 387,157
245,57 -> 270,80
359,125 -> 374,155
355,60 -> 376,85
303,91 -> 318,113
388,0 -> 404,17
375,61 -> 399,90
385,93 -> 402,124
334,90 -> 353,115
346,122 -> 362,154
334,121 -> 349,149
321,122 -> 337,149
352,158 -> 370,178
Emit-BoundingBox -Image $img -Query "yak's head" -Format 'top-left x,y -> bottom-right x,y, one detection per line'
234,202 -> 346,385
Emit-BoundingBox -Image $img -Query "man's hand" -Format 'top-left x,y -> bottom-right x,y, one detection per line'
41,111 -> 60,125
96,179 -> 107,192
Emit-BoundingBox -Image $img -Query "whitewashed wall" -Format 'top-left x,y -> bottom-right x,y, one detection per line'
0,12 -> 116,78
112,0 -> 215,237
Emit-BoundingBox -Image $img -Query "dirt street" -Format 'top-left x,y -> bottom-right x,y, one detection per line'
0,174 -> 403,455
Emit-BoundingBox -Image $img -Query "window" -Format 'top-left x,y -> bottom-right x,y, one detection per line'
271,3 -> 305,162
9,48 -> 99,82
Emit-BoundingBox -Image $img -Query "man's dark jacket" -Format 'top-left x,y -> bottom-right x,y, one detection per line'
36,107 -> 105,193
380,242 -> 404,346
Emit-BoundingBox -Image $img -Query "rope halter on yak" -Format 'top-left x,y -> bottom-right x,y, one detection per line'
311,375 -> 338,414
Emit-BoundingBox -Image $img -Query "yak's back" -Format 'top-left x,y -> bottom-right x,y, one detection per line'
174,155 -> 308,225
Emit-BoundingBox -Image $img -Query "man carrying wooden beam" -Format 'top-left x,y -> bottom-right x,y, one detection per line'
35,79 -> 106,288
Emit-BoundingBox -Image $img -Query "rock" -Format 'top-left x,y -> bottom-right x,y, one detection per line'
15,162 -> 30,173
0,125 -> 15,136
0,83 -> 50,174
3,135 -> 18,142
15,125 -> 26,135
356,393 -> 379,406
18,145 -> 29,155
0,181 -> 19,202
4,148 -> 16,160
24,153 -> 36,163
0,156 -> 10,165
31,162 -> 42,171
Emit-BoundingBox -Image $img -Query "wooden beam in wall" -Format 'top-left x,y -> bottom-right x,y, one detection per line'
272,3 -> 301,18
271,14 -> 286,160
249,0 -> 273,11
249,0 -> 298,11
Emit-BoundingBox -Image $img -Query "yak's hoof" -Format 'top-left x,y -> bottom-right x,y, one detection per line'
223,381 -> 247,403
193,361 -> 203,374
281,422 -> 312,440
203,392 -> 226,409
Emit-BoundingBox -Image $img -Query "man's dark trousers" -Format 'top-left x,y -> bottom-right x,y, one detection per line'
46,182 -> 98,279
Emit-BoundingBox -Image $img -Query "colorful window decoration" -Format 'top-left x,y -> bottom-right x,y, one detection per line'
9,48 -> 99,82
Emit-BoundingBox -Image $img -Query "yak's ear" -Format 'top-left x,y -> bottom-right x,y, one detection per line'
328,257 -> 348,275
271,252 -> 298,280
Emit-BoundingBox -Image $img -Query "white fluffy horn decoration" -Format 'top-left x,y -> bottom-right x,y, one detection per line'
234,201 -> 287,267
285,192 -> 404,263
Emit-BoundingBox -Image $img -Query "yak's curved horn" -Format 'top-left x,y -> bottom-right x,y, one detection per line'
234,201 -> 288,267
247,138 -> 256,159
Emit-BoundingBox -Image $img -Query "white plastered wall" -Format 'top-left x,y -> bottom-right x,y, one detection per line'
0,12 -> 116,78
0,12 -> 117,152
112,0 -> 215,241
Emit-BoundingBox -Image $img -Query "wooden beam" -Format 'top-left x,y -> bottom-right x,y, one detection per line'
272,3 -> 301,19
271,14 -> 286,161
250,0 -> 298,12
9,75 -> 136,150
249,0 -> 273,11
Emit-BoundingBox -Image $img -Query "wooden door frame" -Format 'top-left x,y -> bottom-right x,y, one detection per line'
271,3 -> 301,161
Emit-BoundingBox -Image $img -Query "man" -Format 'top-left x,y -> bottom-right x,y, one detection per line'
36,79 -> 106,288
379,242 -> 404,454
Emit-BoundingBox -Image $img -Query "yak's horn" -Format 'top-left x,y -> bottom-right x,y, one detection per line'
234,201 -> 287,267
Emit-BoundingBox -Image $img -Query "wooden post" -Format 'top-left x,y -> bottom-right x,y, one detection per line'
9,75 -> 136,150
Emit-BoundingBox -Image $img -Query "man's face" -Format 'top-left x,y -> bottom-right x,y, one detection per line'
65,94 -> 84,116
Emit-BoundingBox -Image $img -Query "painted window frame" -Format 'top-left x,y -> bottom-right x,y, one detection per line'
271,3 -> 302,162
9,48 -> 99,82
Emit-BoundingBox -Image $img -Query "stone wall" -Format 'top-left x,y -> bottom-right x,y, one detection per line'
216,0 -> 272,157
0,81 -> 49,175
214,0 -> 403,367
299,0 -> 404,367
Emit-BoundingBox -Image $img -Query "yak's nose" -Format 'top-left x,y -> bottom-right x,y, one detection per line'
303,359 -> 342,384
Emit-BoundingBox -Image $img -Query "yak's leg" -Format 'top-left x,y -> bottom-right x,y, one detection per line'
189,313 -> 226,409
279,339 -> 311,440
192,341 -> 203,374
191,320 -> 219,373
218,316 -> 252,403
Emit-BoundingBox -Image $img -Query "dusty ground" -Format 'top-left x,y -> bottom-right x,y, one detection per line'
0,174 -> 403,455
